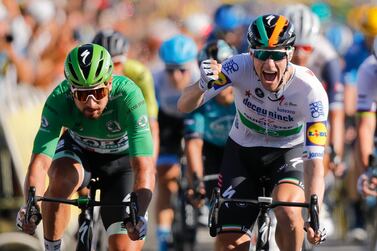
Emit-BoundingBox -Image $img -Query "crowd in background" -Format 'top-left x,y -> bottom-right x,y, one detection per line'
2,0 -> 377,249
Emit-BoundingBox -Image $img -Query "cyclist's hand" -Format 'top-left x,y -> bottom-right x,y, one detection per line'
357,173 -> 377,197
198,59 -> 222,91
304,221 -> 326,245
16,205 -> 41,235
329,160 -> 345,177
125,216 -> 147,241
187,186 -> 206,208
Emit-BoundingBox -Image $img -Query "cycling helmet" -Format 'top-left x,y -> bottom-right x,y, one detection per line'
214,4 -> 248,32
197,39 -> 237,65
325,23 -> 353,56
64,43 -> 113,88
92,30 -> 129,57
279,4 -> 320,46
358,5 -> 377,37
247,14 -> 295,49
159,34 -> 197,65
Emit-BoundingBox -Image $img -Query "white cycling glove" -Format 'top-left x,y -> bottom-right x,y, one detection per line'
198,59 -> 219,91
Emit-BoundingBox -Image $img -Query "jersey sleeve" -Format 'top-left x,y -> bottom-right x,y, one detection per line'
32,94 -> 64,158
303,82 -> 329,160
124,60 -> 159,119
356,60 -> 377,112
202,57 -> 236,104
183,109 -> 205,140
122,84 -> 153,157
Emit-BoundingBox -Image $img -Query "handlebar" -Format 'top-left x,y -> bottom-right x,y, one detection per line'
208,187 -> 321,237
26,186 -> 138,227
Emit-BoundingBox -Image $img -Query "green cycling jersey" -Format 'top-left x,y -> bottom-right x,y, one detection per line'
33,75 -> 153,157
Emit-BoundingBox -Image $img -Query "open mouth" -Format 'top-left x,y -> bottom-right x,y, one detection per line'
262,70 -> 277,82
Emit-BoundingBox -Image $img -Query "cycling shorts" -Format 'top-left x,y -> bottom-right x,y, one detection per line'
216,138 -> 304,237
54,131 -> 133,233
157,109 -> 184,166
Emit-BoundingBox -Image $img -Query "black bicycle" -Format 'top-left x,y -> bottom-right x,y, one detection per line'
25,178 -> 137,251
208,178 -> 321,251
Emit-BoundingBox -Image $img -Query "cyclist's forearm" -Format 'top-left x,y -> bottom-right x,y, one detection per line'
185,138 -> 204,185
149,118 -> 160,163
177,82 -> 205,113
356,114 -> 375,169
304,159 -> 325,208
130,156 -> 155,216
329,109 -> 345,157
24,154 -> 51,202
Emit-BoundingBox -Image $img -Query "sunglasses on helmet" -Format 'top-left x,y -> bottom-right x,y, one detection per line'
252,49 -> 287,61
71,84 -> 110,102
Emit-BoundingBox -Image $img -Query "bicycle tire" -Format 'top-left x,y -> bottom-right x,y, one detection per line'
0,232 -> 42,251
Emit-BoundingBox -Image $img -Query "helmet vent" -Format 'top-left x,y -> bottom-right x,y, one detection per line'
96,59 -> 104,79
68,63 -> 78,81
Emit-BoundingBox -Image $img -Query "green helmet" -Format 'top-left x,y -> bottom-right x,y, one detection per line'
64,43 -> 113,88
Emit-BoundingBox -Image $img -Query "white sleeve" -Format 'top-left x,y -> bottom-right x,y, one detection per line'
302,81 -> 329,160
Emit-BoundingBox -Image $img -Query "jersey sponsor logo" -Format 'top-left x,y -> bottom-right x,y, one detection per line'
243,98 -> 294,122
309,101 -> 324,118
276,106 -> 295,115
222,59 -> 239,74
255,88 -> 264,98
106,120 -> 121,133
41,116 -> 48,128
306,122 -> 327,146
70,131 -> 129,153
137,115 -> 149,129
212,72 -> 232,90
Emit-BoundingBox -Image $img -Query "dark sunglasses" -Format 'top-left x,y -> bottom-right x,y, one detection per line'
252,49 -> 287,61
72,86 -> 109,102
166,68 -> 188,74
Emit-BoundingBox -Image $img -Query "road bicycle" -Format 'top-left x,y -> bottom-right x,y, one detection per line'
208,177 -> 321,251
364,154 -> 377,251
25,178 -> 138,251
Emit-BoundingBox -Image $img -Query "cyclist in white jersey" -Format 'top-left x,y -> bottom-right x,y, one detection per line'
356,36 -> 377,198
178,14 -> 328,251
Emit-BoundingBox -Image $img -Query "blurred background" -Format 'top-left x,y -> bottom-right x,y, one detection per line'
0,0 -> 376,250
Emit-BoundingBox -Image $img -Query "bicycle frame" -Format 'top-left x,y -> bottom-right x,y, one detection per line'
26,182 -> 137,251
208,187 -> 320,251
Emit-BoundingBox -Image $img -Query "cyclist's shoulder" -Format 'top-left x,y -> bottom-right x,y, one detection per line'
123,59 -> 152,80
111,75 -> 141,95
358,55 -> 377,77
292,64 -> 324,91
46,80 -> 71,102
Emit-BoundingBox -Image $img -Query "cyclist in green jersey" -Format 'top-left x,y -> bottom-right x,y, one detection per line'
16,43 -> 155,251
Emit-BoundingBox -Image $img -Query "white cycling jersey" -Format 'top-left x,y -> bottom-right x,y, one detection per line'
356,55 -> 377,112
202,53 -> 329,160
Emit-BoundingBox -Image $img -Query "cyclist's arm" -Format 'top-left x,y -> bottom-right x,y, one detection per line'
178,82 -> 206,113
24,154 -> 52,202
124,85 -> 155,216
185,138 -> 204,184
356,112 -> 375,170
304,158 -> 325,207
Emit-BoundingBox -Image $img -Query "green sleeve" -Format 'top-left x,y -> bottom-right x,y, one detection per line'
32,99 -> 64,158
123,86 -> 153,157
